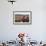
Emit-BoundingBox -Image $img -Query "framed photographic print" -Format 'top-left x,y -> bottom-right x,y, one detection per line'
13,11 -> 32,25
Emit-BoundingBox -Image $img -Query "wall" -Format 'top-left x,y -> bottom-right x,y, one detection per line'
0,0 -> 46,41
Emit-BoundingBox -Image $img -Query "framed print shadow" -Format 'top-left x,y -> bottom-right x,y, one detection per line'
13,11 -> 32,25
